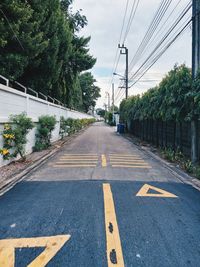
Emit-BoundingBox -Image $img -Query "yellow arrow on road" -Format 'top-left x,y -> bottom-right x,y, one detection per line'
136,184 -> 178,198
0,234 -> 70,267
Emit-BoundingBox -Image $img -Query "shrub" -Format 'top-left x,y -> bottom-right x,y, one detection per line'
0,113 -> 34,161
34,115 -> 56,151
59,116 -> 70,139
59,117 -> 95,137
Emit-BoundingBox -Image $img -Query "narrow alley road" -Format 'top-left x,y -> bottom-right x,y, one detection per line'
0,122 -> 200,267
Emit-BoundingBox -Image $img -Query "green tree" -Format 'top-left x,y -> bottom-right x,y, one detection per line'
0,0 -> 47,80
79,72 -> 101,112
0,0 -> 97,109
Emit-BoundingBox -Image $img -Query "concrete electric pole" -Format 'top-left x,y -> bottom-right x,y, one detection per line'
112,83 -> 115,122
118,44 -> 129,99
106,92 -> 110,111
191,0 -> 200,162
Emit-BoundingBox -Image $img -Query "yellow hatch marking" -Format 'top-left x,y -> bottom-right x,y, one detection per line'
103,184 -> 125,267
58,159 -> 98,161
109,154 -> 138,156
136,184 -> 178,198
52,164 -> 96,168
61,154 -> 98,158
60,157 -> 98,160
102,154 -> 107,167
110,161 -> 147,164
62,154 -> 97,156
112,165 -> 151,168
110,159 -> 144,161
110,157 -> 142,160
0,235 -> 70,267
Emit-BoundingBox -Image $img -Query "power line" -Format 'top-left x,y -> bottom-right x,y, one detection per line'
119,0 -> 130,42
129,19 -> 192,88
144,0 -> 184,55
129,3 -> 192,81
128,0 -> 173,72
123,0 -> 140,43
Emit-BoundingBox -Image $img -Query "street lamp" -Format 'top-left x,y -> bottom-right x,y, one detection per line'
113,72 -> 125,79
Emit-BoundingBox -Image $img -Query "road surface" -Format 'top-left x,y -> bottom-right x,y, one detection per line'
0,122 -> 200,266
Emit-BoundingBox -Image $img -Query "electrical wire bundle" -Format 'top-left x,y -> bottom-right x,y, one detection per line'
112,0 -> 192,105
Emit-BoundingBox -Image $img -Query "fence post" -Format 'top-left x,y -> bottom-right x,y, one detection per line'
191,120 -> 198,162
26,95 -> 30,116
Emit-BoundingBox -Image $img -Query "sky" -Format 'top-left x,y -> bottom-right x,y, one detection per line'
73,0 -> 192,109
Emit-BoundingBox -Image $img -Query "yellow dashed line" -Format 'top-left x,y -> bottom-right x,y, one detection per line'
103,183 -> 125,267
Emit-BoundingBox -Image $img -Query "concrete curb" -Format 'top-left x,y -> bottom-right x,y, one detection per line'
0,127 -> 88,196
124,135 -> 200,191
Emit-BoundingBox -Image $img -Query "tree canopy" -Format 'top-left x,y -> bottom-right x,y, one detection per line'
0,0 -> 100,111
79,72 -> 101,112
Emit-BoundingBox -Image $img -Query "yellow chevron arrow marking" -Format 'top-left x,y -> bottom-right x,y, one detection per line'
0,234 -> 70,267
136,184 -> 178,198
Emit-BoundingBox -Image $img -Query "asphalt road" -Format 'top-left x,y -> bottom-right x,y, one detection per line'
1,122 -> 200,266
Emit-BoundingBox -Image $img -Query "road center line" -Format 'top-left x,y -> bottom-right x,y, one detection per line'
103,183 -> 125,267
102,154 -> 107,167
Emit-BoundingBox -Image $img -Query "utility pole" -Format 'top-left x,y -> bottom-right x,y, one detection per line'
118,44 -> 129,99
191,0 -> 200,162
112,83 -> 115,122
106,92 -> 110,111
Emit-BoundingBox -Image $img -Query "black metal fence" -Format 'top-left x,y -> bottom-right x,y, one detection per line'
127,119 -> 199,159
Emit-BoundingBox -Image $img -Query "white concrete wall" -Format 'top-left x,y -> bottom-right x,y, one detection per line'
0,83 -> 94,167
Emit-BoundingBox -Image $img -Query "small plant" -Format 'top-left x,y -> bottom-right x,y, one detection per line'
0,113 -> 34,161
0,123 -> 14,160
193,166 -> 200,179
161,147 -> 175,162
59,116 -> 70,139
183,160 -> 193,173
34,115 -> 56,151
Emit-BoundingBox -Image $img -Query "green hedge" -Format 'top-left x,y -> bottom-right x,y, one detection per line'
120,64 -> 200,123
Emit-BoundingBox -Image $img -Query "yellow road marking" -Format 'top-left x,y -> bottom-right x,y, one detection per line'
110,161 -> 147,164
112,165 -> 152,168
0,235 -> 70,267
60,156 -> 98,160
110,158 -> 144,161
62,154 -> 98,158
102,154 -> 107,167
136,184 -> 178,198
52,164 -> 96,168
54,162 -> 97,165
103,184 -> 125,267
109,154 -> 138,156
110,157 -> 142,160
58,159 -> 98,161
62,154 -> 98,155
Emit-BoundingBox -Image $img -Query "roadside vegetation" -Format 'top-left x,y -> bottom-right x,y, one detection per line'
161,147 -> 200,178
0,0 -> 100,111
120,64 -> 200,179
97,106 -> 119,126
0,113 -> 95,160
